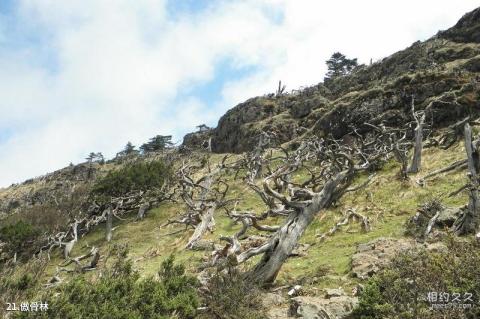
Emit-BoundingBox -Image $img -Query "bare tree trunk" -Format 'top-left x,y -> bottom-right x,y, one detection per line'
64,219 -> 79,259
407,96 -> 425,174
137,203 -> 149,220
393,142 -> 408,179
180,163 -> 225,249
206,137 -> 212,152
106,207 -> 113,242
185,205 -> 216,249
247,170 -> 350,285
455,123 -> 480,234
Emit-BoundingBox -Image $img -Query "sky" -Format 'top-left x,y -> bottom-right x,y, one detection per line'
0,0 -> 478,188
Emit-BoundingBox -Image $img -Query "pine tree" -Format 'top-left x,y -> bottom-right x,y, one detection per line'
324,52 -> 358,82
117,142 -> 138,158
140,135 -> 173,153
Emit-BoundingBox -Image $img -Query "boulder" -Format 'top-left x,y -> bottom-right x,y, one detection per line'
324,288 -> 345,299
290,295 -> 358,319
436,207 -> 462,227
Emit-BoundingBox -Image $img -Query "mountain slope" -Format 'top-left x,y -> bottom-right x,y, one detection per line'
1,7 -> 480,319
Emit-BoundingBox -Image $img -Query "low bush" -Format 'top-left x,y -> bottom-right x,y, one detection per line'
18,247 -> 199,319
352,238 -> 480,319
92,160 -> 172,198
0,221 -> 40,256
199,269 -> 267,319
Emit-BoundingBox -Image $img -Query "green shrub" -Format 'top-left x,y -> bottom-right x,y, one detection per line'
19,248 -> 199,319
352,238 -> 480,319
0,221 -> 40,254
92,160 -> 172,198
199,269 -> 267,319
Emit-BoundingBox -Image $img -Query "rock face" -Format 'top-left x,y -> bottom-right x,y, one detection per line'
290,295 -> 358,319
438,7 -> 480,43
182,129 -> 213,150
211,96 -> 305,153
182,7 -> 480,154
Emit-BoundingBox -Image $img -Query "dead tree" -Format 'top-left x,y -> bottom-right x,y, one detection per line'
433,117 -> 480,150
164,157 -> 232,250
208,133 -> 393,285
37,183 -> 174,260
60,246 -> 100,273
454,123 -> 480,234
317,208 -> 370,242
407,96 -> 425,174
276,80 -> 286,96
363,123 -> 410,179
63,219 -> 79,259
105,206 -> 113,242
203,137 -> 212,152
245,132 -> 274,183
136,202 -> 150,220
416,159 -> 467,186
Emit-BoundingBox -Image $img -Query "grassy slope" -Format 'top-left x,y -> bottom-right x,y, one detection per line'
40,143 -> 468,295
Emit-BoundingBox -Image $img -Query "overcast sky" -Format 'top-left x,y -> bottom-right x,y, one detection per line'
0,0 -> 478,187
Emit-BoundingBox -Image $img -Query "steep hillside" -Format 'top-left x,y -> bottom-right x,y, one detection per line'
183,7 -> 480,154
1,7 -> 480,319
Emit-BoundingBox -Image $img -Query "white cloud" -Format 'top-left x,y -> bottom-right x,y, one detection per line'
0,0 -> 478,187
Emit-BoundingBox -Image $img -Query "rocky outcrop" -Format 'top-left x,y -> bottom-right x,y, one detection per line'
182,129 -> 213,150
351,237 -> 416,279
290,295 -> 358,319
191,7 -> 480,153
350,237 -> 448,279
438,7 -> 480,43
211,96 -> 287,153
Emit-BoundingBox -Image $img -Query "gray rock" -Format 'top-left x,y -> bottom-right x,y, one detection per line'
351,238 -> 415,279
436,207 -> 461,227
291,295 -> 358,319
324,288 -> 345,298
263,293 -> 286,308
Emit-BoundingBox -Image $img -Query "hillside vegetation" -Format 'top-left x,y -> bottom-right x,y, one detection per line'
1,7 -> 480,319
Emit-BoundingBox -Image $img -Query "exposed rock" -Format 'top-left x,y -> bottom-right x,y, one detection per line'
182,129 -> 213,150
351,237 -> 415,279
179,6 -> 480,155
211,96 -> 285,153
263,293 -> 286,308
289,96 -> 329,119
436,207 -> 462,227
264,292 -> 289,319
291,243 -> 311,257
406,201 -> 463,239
462,56 -> 480,72
324,288 -> 345,299
290,295 -> 358,319
351,237 -> 450,279
288,285 -> 303,297
438,7 -> 480,43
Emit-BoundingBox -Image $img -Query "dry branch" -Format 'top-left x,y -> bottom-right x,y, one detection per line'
317,208 -> 370,242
